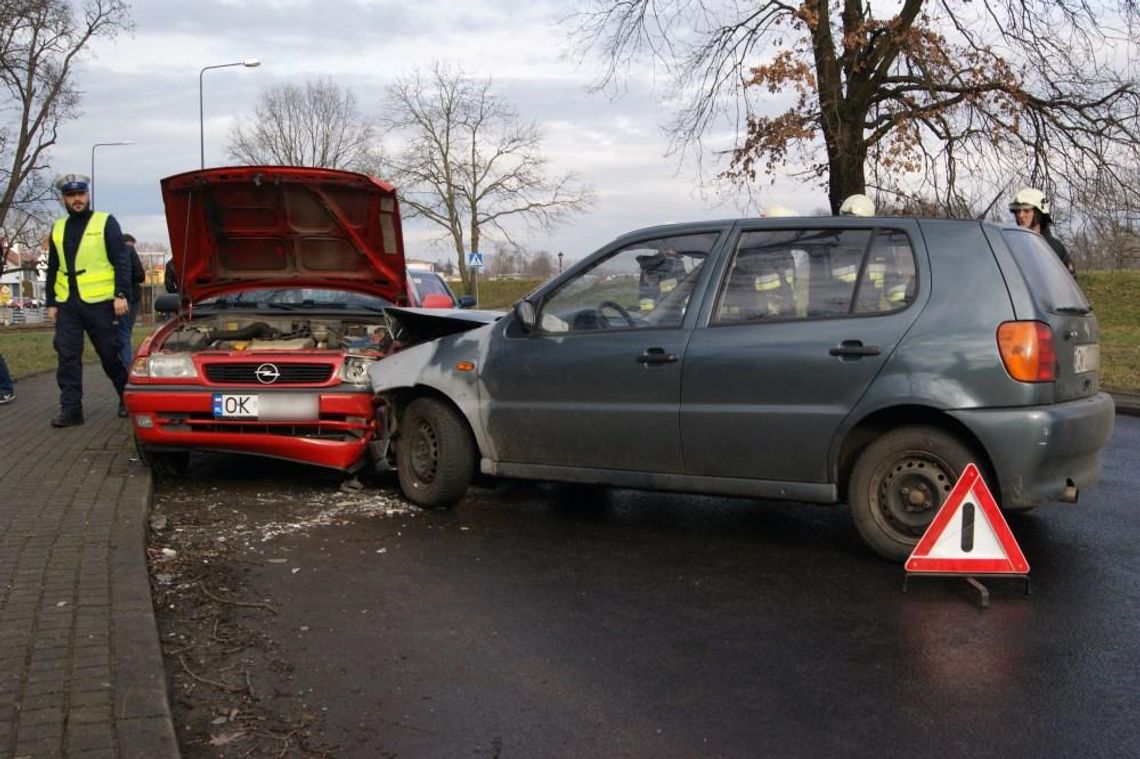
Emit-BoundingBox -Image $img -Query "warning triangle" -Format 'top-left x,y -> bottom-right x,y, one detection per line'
905,463 -> 1029,575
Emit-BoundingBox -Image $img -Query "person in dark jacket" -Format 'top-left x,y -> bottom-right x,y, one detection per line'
45,173 -> 130,426
164,257 -> 178,293
1009,187 -> 1075,273
119,233 -> 146,368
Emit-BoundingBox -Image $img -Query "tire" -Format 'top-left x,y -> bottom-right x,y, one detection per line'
848,426 -> 978,562
396,397 -> 475,507
135,436 -> 190,478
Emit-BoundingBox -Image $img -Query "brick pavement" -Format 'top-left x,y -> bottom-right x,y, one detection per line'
0,366 -> 177,759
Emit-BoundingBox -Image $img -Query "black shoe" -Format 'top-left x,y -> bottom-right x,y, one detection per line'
118,400 -> 128,418
51,413 -> 85,428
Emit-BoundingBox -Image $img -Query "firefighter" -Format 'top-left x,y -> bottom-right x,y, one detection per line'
45,174 -> 131,427
1009,187 -> 1075,273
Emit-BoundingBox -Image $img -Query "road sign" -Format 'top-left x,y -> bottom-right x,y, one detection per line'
905,463 -> 1029,575
466,251 -> 484,268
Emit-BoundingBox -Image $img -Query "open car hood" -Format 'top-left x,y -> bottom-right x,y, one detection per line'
161,166 -> 407,303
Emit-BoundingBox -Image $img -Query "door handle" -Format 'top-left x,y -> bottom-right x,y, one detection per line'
829,341 -> 881,358
636,348 -> 679,365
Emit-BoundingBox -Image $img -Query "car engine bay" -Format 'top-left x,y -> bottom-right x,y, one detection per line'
159,316 -> 392,356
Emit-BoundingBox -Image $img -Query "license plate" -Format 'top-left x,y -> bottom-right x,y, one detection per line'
1073,344 -> 1099,374
212,393 -> 319,420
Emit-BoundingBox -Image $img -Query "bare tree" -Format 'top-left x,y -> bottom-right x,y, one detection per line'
382,64 -> 594,290
571,1 -> 1140,214
0,0 -> 130,270
1070,168 -> 1140,269
226,77 -> 382,172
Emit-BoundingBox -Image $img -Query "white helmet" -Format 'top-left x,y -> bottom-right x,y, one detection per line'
1009,187 -> 1050,218
839,193 -> 875,217
763,205 -> 798,218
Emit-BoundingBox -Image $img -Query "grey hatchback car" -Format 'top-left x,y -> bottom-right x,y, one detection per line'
369,216 -> 1114,561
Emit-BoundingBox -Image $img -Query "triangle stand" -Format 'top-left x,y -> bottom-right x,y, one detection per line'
902,572 -> 1031,609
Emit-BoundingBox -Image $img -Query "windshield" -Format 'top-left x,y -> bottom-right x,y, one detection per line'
197,288 -> 394,311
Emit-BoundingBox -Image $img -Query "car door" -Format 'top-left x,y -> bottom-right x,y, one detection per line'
480,228 -> 724,473
681,221 -> 927,484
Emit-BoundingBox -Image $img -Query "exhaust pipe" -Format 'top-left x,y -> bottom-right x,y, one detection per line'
1060,479 -> 1079,503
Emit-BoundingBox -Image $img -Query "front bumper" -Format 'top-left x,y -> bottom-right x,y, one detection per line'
125,385 -> 378,471
949,392 -> 1115,509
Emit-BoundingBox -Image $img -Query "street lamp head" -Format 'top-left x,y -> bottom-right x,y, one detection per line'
200,58 -> 262,168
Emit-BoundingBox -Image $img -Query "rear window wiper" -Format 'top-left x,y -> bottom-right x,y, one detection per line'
1055,306 -> 1092,315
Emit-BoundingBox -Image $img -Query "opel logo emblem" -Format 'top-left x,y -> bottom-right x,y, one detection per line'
255,363 -> 281,384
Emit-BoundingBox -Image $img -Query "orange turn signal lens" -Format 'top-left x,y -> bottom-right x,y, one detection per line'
996,321 -> 1055,382
455,361 -> 476,372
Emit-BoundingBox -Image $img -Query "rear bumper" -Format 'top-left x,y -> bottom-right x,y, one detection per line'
125,386 -> 377,471
949,392 -> 1115,509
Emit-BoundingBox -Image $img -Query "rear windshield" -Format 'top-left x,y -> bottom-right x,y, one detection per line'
1001,229 -> 1090,313
409,271 -> 452,298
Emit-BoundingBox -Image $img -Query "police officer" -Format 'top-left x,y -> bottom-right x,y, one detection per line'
45,174 -> 130,427
1009,187 -> 1075,273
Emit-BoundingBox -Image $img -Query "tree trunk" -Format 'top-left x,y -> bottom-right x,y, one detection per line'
809,0 -> 870,214
826,125 -> 868,214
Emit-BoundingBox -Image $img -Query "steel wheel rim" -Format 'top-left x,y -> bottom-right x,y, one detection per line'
408,417 -> 439,485
872,452 -> 956,540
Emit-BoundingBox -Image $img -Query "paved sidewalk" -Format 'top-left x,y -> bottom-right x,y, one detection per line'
0,367 -> 178,759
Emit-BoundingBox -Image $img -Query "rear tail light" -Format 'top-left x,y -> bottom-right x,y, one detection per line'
997,321 -> 1055,382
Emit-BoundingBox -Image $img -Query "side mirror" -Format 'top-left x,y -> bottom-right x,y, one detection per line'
514,300 -> 537,331
457,295 -> 477,309
154,293 -> 182,315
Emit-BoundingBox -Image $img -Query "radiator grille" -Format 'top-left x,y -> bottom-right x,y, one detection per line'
203,362 -> 335,384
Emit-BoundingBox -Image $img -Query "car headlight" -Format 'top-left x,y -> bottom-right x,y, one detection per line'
341,355 -> 377,385
143,354 -> 199,379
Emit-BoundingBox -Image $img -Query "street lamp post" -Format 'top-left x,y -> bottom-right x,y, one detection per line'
199,59 -> 261,169
90,141 -> 135,210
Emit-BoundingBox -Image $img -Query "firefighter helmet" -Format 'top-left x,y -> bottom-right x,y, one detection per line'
839,193 -> 876,217
1009,187 -> 1051,218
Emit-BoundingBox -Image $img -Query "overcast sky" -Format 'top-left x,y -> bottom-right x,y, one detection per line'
50,0 -> 822,265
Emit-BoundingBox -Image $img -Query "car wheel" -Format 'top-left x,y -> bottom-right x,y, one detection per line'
396,397 -> 475,507
849,426 -> 978,562
135,436 -> 190,478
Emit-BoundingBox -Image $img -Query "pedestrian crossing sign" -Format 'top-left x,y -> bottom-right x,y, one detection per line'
467,251 -> 484,268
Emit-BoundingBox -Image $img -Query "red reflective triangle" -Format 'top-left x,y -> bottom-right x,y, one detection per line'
905,463 -> 1029,574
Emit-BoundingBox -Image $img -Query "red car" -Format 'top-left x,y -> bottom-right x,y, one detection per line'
125,166 -> 408,476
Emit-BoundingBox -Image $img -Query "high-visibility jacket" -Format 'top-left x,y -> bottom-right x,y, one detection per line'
52,212 -> 114,303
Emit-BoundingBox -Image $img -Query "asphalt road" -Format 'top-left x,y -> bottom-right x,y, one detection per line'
155,415 -> 1140,758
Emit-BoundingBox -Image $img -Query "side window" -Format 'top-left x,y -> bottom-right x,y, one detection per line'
853,231 -> 917,313
713,228 -> 915,325
537,232 -> 717,332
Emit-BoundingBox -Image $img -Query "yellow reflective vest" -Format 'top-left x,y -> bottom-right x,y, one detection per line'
52,212 -> 115,303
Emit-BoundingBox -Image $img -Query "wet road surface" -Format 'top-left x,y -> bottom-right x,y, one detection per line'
155,415 -> 1140,757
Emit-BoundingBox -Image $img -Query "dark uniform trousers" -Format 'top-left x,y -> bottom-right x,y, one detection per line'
54,297 -> 128,416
